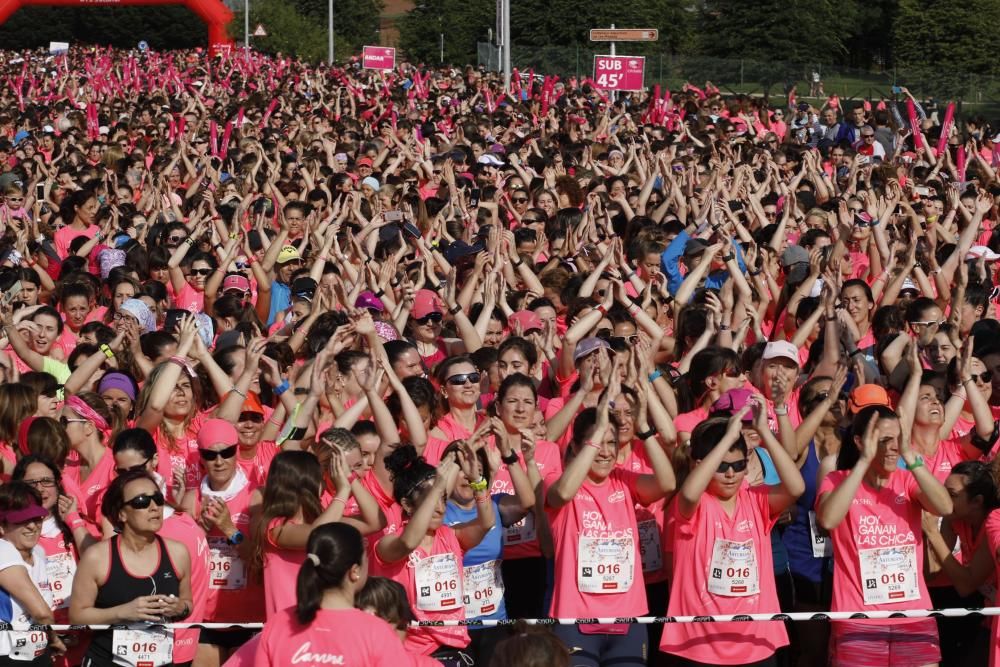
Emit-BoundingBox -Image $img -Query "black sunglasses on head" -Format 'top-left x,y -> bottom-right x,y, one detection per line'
125,490 -> 165,510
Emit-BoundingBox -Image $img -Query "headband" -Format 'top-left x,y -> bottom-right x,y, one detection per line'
65,395 -> 110,437
306,553 -> 321,566
16,416 -> 37,457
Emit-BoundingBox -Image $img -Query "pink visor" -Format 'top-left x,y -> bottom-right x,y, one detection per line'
0,503 -> 48,524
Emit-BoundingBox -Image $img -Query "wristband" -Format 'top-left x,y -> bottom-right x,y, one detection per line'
185,237 -> 196,246
476,493 -> 491,504
721,253 -> 735,262
648,369 -> 663,382
100,343 -> 115,359
229,232 -> 239,240
374,289 -> 385,298
596,303 -> 608,316
286,427 -> 308,441
513,259 -> 524,268
774,404 -> 789,416
247,256 -> 258,265
624,270 -> 637,280
469,477 -> 489,493
636,427 -> 657,441
448,304 -> 462,315
904,455 -> 925,473
274,379 -> 291,396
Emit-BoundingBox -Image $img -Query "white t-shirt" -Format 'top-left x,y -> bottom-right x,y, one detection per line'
0,539 -> 51,659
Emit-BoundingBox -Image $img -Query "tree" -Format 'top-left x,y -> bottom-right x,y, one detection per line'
397,0 -> 492,65
0,6 -> 206,50
893,0 -> 1000,99
294,0 -> 381,55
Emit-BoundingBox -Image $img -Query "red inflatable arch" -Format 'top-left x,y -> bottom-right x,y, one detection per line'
0,0 -> 234,51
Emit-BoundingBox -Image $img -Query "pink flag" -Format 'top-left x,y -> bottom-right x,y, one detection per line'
220,122 -> 233,158
210,120 -> 219,157
936,102 -> 955,158
906,99 -> 923,149
957,145 -> 967,182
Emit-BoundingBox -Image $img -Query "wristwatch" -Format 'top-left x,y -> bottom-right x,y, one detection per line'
501,451 -> 520,465
227,530 -> 244,546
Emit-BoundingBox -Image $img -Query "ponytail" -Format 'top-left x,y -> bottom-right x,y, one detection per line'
295,523 -> 365,625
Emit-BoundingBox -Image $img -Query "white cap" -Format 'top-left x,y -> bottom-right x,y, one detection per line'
967,245 -> 1000,261
98,126 -> 109,135
900,278 -> 919,294
762,340 -> 800,366
42,125 -> 54,133
477,154 -> 503,167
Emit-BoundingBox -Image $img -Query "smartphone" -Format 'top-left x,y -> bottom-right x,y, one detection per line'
891,86 -> 903,94
247,230 -> 264,252
470,188 -> 481,207
728,201 -> 744,212
384,210 -> 403,223
163,309 -> 191,334
857,155 -> 870,165
2,281 -> 22,307
35,183 -> 44,200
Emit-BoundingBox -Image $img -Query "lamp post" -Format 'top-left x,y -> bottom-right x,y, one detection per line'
328,0 -> 335,63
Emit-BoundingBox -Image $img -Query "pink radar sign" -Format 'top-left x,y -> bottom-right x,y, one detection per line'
362,46 -> 396,71
592,55 -> 645,91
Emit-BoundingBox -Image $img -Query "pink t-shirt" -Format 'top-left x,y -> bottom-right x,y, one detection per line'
159,511 -> 210,665
255,608 -> 409,666
660,484 -> 787,664
237,440 -> 280,487
193,474 -> 263,622
264,517 -> 307,619
54,224 -> 97,260
372,525 -> 469,655
546,469 -> 647,631
173,282 -> 205,313
62,448 -> 115,527
983,510 -> 1000,667
617,441 -> 668,585
675,408 -> 709,440
817,469 -> 932,627
490,438 -> 563,560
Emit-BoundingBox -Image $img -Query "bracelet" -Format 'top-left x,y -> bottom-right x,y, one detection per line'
721,253 -> 735,262
331,496 -> 347,506
229,232 -> 238,240
469,477 -> 489,493
374,289 -> 385,298
748,268 -> 762,276
501,451 -> 520,465
719,324 -> 730,331
475,493 -> 491,505
230,385 -> 247,399
248,256 -> 257,265
274,379 -> 291,396
596,303 -> 608,316
585,440 -> 601,451
624,270 -> 637,280
905,455 -> 925,473
513,259 -> 524,268
99,343 -> 115,359
185,237 -> 196,246
636,427 -> 657,441
648,369 -> 663,382
448,304 -> 462,315
774,404 -> 789,416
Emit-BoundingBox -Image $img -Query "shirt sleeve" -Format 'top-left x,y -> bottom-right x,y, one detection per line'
661,229 -> 689,295
0,539 -> 28,574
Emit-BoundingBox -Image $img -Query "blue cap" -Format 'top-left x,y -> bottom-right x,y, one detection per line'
13,130 -> 29,145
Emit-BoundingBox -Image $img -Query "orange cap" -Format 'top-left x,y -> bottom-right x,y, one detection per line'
228,390 -> 265,415
848,384 -> 890,414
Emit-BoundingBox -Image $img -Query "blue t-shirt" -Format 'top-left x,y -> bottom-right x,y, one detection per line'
444,495 -> 508,623
781,441 -> 828,583
267,280 -> 291,327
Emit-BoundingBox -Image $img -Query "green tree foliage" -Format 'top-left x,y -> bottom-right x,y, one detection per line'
397,0 -> 492,65
0,6 -> 206,50
231,0 -> 380,61
892,0 -> 1000,98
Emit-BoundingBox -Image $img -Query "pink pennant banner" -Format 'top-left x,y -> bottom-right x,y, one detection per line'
936,102 -> 955,158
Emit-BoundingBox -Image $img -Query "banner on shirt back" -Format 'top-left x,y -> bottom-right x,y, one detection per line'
593,55 -> 645,91
362,46 -> 396,71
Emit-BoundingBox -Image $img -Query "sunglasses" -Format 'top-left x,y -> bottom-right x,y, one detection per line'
199,445 -> 238,461
972,370 -> 994,384
447,372 -> 481,386
125,491 -> 165,510
167,235 -> 187,244
415,312 -> 443,324
716,459 -> 748,474
522,217 -> 542,224
116,458 -> 151,476
189,268 -> 213,277
512,197 -> 529,204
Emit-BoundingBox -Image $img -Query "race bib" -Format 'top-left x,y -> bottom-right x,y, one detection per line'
208,537 -> 246,590
859,545 -> 919,605
8,627 -> 47,661
414,553 -> 462,611
638,518 -> 663,573
808,511 -> 833,558
112,626 -> 174,667
46,551 -> 76,610
502,512 -> 536,545
708,538 -> 760,597
461,559 -> 505,617
577,536 -> 634,594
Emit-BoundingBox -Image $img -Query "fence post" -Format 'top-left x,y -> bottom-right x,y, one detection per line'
740,60 -> 744,88
575,45 -> 579,81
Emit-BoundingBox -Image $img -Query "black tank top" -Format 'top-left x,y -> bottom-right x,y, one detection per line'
84,534 -> 180,666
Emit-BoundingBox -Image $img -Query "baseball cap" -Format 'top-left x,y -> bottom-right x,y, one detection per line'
683,238 -> 709,258
899,278 -> 920,296
356,156 -> 374,168
222,274 -> 251,294
291,276 -> 317,300
574,337 -> 611,362
848,384 -> 891,414
509,310 -> 543,333
967,245 -> 1000,261
240,391 -> 265,416
412,289 -> 445,319
276,246 -> 301,264
196,418 -> 239,448
361,176 -> 380,192
355,291 -> 385,312
0,500 -> 48,524
762,340 -> 800,366
712,387 -> 756,422
477,154 -> 503,167
781,245 -> 810,284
